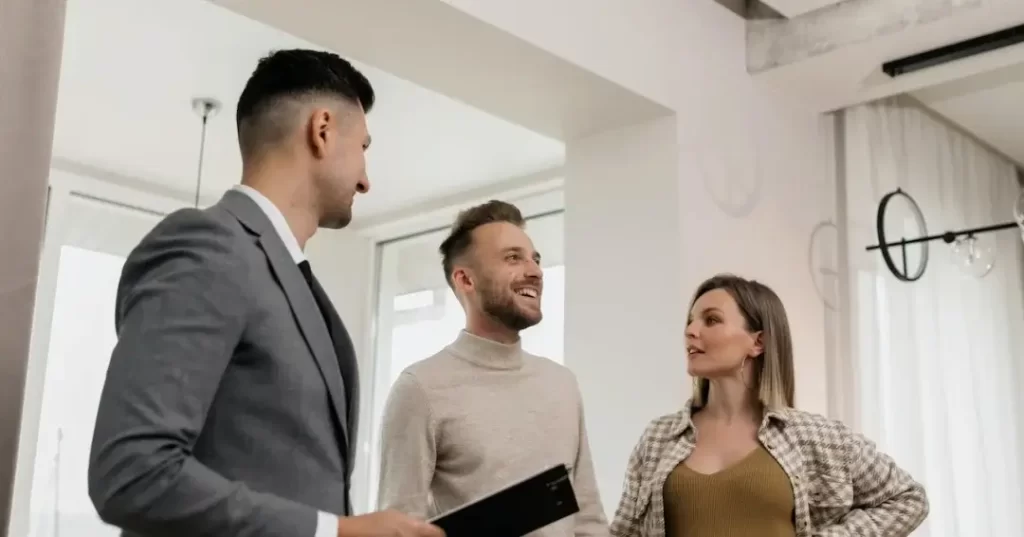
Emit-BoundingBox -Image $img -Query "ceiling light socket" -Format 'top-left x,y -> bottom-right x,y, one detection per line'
191,97 -> 222,119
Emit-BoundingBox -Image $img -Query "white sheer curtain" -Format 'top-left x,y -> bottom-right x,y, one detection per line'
839,96 -> 1024,537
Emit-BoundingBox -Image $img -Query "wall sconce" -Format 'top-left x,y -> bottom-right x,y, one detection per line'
865,187 -> 1024,282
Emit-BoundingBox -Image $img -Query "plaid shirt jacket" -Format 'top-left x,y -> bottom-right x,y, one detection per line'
609,402 -> 928,537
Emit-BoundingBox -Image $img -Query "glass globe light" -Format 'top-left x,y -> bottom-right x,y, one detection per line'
950,235 -> 996,278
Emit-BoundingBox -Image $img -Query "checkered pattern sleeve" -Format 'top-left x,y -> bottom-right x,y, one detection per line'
609,427 -> 648,537
817,426 -> 929,536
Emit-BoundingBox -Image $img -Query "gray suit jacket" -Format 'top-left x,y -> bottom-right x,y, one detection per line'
88,190 -> 359,537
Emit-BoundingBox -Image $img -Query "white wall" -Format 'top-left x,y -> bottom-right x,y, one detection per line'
563,116 -> 686,514
443,0 -> 838,511
307,229 -> 375,373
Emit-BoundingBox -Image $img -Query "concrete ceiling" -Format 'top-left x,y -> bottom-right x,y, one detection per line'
912,60 -> 1024,167
750,0 -> 1024,114
51,0 -> 565,219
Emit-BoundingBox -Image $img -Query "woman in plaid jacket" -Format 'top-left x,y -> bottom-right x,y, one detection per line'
609,274 -> 928,537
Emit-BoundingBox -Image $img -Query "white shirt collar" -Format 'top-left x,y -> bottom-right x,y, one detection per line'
232,184 -> 306,263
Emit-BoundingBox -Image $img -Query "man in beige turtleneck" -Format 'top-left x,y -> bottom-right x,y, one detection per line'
377,200 -> 607,537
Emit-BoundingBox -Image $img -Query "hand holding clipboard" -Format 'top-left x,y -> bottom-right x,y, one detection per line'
428,464 -> 580,537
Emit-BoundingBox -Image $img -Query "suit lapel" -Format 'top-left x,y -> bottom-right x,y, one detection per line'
219,191 -> 350,446
261,235 -> 350,443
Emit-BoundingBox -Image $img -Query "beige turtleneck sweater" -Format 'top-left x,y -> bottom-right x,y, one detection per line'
377,330 -> 608,537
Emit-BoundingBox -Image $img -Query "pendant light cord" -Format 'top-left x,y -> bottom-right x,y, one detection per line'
194,106 -> 211,208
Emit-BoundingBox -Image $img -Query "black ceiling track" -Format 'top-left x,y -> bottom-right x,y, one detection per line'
882,23 -> 1024,77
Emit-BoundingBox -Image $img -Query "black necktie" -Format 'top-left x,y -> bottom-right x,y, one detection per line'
298,260 -> 334,341
298,260 -> 353,514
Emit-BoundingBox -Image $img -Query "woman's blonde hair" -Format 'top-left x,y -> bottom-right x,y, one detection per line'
689,274 -> 795,409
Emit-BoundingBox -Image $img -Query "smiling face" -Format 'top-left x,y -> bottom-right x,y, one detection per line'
454,221 -> 544,331
685,288 -> 763,378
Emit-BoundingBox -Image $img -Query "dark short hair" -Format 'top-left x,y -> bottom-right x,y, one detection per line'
236,48 -> 375,158
439,200 -> 525,287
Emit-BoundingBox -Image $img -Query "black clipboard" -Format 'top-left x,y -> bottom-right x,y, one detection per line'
428,464 -> 580,537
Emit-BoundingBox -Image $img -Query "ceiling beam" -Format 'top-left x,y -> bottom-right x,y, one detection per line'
210,0 -> 671,141
715,0 -> 750,18
748,0 -> 995,73
713,0 -> 784,20
759,0 -> 846,18
353,166 -> 564,239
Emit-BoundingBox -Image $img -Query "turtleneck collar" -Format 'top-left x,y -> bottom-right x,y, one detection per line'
448,330 -> 524,370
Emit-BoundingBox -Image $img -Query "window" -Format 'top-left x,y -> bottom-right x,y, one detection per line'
365,210 -> 565,508
28,246 -> 127,537
16,187 -> 167,537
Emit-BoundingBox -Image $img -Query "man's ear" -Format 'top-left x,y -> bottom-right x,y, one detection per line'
452,267 -> 473,292
307,108 -> 332,158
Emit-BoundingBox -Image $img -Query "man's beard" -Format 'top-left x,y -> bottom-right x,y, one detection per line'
314,176 -> 353,229
319,195 -> 353,229
320,206 -> 352,229
479,278 -> 541,331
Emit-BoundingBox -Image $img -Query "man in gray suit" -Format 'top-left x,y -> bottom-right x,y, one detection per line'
88,49 -> 444,537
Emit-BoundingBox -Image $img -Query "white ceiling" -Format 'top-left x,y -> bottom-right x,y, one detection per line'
912,61 -> 1024,167
51,0 -> 565,219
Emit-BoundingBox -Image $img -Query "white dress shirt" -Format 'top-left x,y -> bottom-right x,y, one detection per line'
231,185 -> 339,537
233,184 -> 306,263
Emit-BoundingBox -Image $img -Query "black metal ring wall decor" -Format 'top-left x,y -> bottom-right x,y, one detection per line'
871,188 -> 929,282
865,187 -> 1022,281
